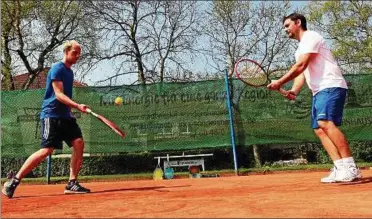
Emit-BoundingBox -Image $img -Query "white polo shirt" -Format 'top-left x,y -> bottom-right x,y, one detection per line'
295,30 -> 348,95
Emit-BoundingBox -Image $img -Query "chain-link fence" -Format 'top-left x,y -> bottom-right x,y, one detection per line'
2,74 -> 372,157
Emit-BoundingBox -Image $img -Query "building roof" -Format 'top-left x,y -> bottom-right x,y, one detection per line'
2,67 -> 87,90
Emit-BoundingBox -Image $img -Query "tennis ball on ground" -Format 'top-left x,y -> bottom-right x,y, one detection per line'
114,97 -> 123,105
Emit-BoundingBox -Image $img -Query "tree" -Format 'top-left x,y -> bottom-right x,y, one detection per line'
3,0 -> 99,90
203,1 -> 253,76
203,0 -> 295,77
1,0 -> 29,90
307,1 -> 372,74
143,1 -> 202,83
1,5 -> 14,91
87,0 -> 202,85
86,0 -> 154,85
250,1 -> 297,76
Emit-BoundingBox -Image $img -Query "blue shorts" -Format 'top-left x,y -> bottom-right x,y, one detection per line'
311,87 -> 347,129
40,118 -> 83,149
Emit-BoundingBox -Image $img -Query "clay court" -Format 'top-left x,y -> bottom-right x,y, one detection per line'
2,170 -> 372,218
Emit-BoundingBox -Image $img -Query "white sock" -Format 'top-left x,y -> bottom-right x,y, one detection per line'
342,157 -> 356,166
333,159 -> 343,169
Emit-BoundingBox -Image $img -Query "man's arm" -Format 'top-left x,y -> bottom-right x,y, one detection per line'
290,73 -> 306,96
52,81 -> 87,112
277,53 -> 315,86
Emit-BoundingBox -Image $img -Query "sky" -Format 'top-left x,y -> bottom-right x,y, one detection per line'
83,1 -> 309,86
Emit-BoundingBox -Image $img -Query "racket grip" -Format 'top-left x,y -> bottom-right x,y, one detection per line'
86,108 -> 97,116
279,88 -> 296,100
86,108 -> 99,117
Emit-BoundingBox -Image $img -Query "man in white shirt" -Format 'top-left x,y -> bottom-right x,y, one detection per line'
267,13 -> 361,183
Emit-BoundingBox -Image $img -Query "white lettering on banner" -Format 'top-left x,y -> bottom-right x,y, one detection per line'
178,160 -> 203,166
164,159 -> 205,171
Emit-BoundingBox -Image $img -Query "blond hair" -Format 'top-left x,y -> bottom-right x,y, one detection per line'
62,40 -> 80,52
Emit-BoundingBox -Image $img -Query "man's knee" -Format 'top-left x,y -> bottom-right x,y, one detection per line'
38,148 -> 54,157
72,138 -> 84,151
317,120 -> 336,131
314,128 -> 326,137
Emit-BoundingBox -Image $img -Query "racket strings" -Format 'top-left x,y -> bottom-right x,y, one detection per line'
237,62 -> 268,86
153,167 -> 163,180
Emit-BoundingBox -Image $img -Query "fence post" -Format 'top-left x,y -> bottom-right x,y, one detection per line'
46,154 -> 52,184
224,69 -> 238,176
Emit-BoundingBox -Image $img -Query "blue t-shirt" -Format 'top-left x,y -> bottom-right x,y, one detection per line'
40,62 -> 74,119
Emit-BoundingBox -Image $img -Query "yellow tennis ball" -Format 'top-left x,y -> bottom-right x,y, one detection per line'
114,97 -> 123,105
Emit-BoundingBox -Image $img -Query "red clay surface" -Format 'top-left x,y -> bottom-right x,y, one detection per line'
2,170 -> 372,218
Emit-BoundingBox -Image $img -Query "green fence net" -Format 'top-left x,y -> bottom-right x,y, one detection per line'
2,74 -> 372,156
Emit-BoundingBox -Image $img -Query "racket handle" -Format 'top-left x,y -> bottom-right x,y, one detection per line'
86,108 -> 98,117
279,88 -> 296,100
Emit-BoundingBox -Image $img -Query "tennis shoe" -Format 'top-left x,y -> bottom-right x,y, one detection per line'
345,164 -> 362,179
320,166 -> 337,183
2,173 -> 20,198
335,164 -> 362,182
64,180 -> 90,194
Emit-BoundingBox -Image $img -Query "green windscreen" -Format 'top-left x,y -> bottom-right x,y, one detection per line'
2,74 -> 372,156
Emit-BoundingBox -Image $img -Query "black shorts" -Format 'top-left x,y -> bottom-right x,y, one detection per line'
40,118 -> 83,149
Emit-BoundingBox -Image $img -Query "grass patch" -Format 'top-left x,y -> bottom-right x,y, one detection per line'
2,163 -> 371,185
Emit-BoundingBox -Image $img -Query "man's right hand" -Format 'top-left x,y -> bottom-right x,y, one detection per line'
77,104 -> 89,113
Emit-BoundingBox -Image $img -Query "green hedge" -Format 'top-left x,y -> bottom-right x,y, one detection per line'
1,141 -> 371,178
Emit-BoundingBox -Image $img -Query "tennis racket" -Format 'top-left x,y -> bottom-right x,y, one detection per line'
234,58 -> 296,100
153,157 -> 163,180
86,108 -> 126,138
164,167 -> 174,179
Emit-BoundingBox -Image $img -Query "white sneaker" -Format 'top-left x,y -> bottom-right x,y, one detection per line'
349,167 -> 362,179
320,167 -> 337,183
335,164 -> 361,182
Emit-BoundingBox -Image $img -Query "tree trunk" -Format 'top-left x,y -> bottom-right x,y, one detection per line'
22,72 -> 37,90
253,144 -> 262,168
1,62 -> 15,91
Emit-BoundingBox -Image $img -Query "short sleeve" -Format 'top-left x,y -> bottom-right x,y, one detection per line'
298,32 -> 322,55
49,65 -> 64,81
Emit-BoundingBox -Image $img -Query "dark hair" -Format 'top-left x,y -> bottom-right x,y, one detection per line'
282,13 -> 307,30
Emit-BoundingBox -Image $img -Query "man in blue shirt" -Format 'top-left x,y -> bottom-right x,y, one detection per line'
3,40 -> 91,198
